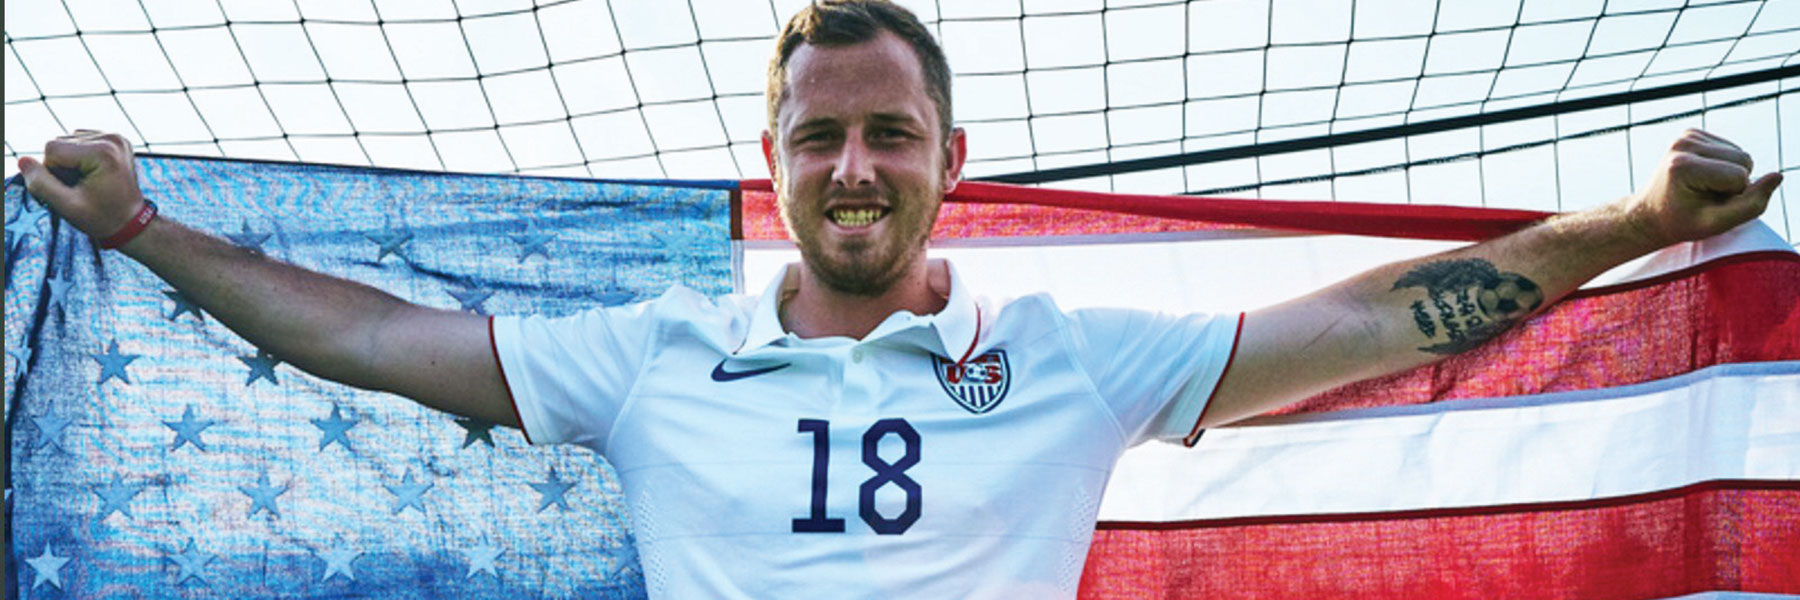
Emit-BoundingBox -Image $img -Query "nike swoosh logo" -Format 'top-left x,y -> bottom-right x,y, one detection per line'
711,360 -> 791,382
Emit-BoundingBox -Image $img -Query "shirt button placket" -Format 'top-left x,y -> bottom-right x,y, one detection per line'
844,346 -> 873,409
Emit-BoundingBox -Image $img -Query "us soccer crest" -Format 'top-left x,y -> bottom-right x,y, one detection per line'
932,350 -> 1011,414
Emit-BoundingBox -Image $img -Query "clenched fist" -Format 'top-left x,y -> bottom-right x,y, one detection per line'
1624,129 -> 1783,247
18,130 -> 150,242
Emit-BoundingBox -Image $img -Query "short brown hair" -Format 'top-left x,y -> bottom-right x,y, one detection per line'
766,0 -> 953,140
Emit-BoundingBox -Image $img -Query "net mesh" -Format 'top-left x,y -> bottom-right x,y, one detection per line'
4,2 -> 1799,596
3,0 -> 1797,239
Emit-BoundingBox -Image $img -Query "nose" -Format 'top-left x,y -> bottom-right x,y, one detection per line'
832,134 -> 875,191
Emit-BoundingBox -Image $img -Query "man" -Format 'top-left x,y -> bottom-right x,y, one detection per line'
17,1 -> 1781,597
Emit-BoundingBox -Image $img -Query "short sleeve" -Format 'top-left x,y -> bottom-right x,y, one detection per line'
490,301 -> 660,452
1065,308 -> 1243,447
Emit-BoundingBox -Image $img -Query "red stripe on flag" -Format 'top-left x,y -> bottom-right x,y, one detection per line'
1275,253 -> 1800,417
737,180 -> 1552,241
1081,480 -> 1800,599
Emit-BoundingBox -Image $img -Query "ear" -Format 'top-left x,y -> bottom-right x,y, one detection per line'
761,131 -> 779,182
941,127 -> 967,195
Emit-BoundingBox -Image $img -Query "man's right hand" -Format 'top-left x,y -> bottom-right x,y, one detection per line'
19,130 -> 151,242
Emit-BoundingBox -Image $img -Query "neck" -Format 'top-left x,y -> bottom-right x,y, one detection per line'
782,259 -> 949,340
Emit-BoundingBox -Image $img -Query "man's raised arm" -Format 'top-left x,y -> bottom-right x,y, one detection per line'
18,131 -> 520,429
1200,129 -> 1784,428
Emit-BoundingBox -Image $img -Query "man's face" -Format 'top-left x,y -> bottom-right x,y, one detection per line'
764,31 -> 965,296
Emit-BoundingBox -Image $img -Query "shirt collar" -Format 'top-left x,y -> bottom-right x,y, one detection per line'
736,259 -> 981,361
738,265 -> 802,352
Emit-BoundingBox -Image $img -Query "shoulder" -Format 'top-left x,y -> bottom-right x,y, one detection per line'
986,295 -> 1231,358
984,293 -> 1165,333
647,284 -> 749,319
973,292 -> 1191,342
983,292 -> 1065,323
973,292 -> 1078,348
630,284 -> 755,344
502,284 -> 753,347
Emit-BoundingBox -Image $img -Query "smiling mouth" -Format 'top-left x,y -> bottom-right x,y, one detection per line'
828,207 -> 888,227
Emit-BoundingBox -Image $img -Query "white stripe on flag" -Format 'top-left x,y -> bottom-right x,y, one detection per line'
740,221 -> 1789,313
1097,361 -> 1800,522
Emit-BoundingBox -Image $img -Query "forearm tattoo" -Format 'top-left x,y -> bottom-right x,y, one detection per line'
1392,258 -> 1544,355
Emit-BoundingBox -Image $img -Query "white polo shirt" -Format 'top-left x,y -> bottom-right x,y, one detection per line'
491,260 -> 1240,599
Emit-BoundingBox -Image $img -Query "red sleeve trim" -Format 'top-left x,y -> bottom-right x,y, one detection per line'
487,316 -> 533,445
1184,312 -> 1245,447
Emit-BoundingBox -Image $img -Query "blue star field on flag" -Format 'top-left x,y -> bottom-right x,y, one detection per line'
446,286 -> 494,314
7,345 -> 31,374
239,348 -> 282,386
91,339 -> 140,386
311,405 -> 358,451
529,467 -> 578,513
461,543 -> 504,579
164,405 -> 217,451
30,415 -> 68,451
168,538 -> 213,586
365,226 -> 413,262
456,417 -> 497,448
163,289 -> 205,322
5,155 -> 731,598
44,271 -> 73,312
26,545 -> 69,591
94,474 -> 146,520
239,471 -> 288,518
6,211 -> 43,244
226,219 -> 271,253
383,471 -> 433,515
510,229 -> 555,263
318,546 -> 361,582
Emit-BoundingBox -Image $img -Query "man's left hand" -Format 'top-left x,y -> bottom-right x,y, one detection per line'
1624,128 -> 1783,248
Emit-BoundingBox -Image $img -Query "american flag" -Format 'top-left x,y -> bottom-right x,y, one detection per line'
4,155 -> 736,598
8,155 -> 1798,598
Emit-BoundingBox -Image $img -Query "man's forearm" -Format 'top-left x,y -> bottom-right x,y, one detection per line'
1206,205 -> 1692,427
1202,129 -> 1780,428
118,215 -> 412,392
1336,201 -> 1662,374
21,132 -> 520,427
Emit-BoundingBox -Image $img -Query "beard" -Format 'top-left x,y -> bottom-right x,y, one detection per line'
798,227 -> 927,296
782,189 -> 939,297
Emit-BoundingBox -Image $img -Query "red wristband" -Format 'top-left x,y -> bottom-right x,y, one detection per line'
98,200 -> 158,250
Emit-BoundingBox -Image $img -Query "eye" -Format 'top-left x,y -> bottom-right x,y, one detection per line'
871,128 -> 911,142
793,130 -> 837,146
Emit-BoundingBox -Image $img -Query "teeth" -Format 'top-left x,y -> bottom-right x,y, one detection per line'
829,208 -> 884,227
